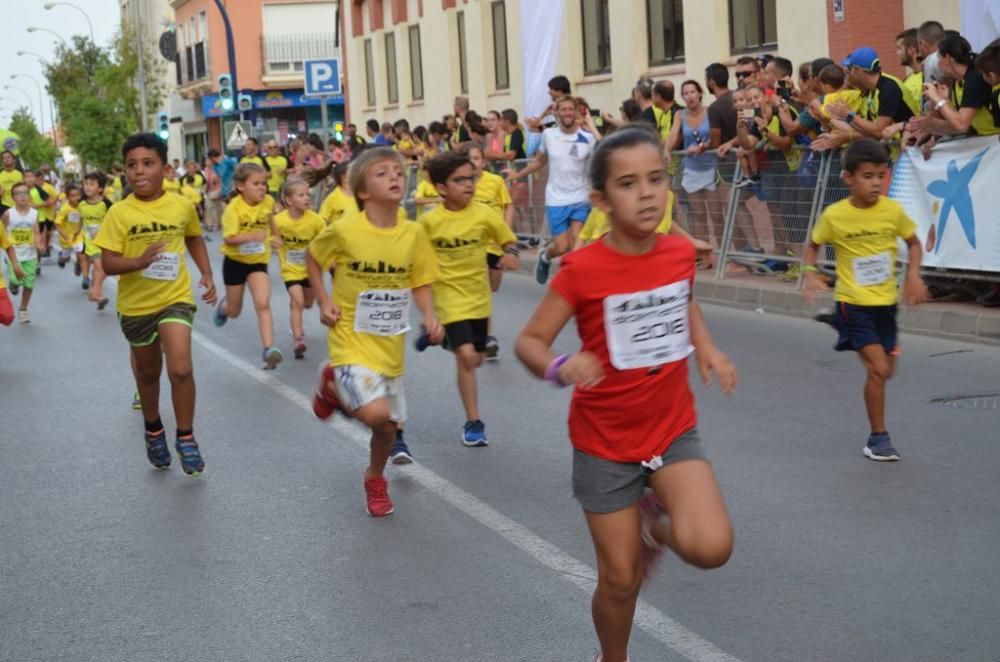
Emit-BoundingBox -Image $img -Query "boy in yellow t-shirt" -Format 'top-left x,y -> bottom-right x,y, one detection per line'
318,162 -> 359,225
0,220 -> 25,326
94,132 -> 217,476
54,184 -> 84,272
79,172 -> 114,309
417,151 -> 518,447
273,177 -> 325,359
162,163 -> 182,194
306,147 -> 442,518
411,166 -> 441,219
803,139 -> 927,462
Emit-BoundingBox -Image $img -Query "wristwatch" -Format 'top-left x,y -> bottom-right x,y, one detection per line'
845,112 -> 856,125
935,99 -> 947,111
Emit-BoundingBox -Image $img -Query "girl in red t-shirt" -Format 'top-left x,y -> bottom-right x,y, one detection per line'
515,126 -> 737,662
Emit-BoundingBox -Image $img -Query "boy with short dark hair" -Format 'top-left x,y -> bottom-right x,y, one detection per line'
803,139 -> 928,461
418,151 -> 519,446
1,183 -> 39,323
0,219 -> 25,326
95,132 -> 217,476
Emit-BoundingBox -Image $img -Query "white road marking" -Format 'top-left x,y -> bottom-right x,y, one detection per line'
192,330 -> 744,662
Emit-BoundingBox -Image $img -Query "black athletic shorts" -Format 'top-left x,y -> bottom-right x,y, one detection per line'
486,253 -> 502,270
284,278 -> 311,290
39,220 -> 55,232
444,318 -> 489,353
222,256 -> 268,286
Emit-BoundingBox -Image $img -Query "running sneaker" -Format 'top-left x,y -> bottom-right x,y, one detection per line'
213,297 -> 228,327
144,429 -> 171,470
9,283 -> 18,296
863,433 -> 900,462
364,475 -> 394,517
311,362 -> 342,420
132,391 -> 142,410
17,310 -> 29,323
97,298 -> 109,310
414,331 -> 432,352
484,336 -> 500,361
535,253 -> 551,285
462,419 -> 488,447
175,436 -> 205,476
74,261 -> 82,276
81,277 -> 90,291
390,431 -> 414,465
639,492 -> 667,579
814,310 -> 838,331
57,255 -> 67,269
262,346 -> 283,370
293,336 -> 307,360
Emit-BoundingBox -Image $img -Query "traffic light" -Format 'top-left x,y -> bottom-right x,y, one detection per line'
156,112 -> 170,141
218,73 -> 234,112
334,122 -> 344,141
237,92 -> 253,113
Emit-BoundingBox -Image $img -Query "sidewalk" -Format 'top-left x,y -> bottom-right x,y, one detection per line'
516,250 -> 1000,346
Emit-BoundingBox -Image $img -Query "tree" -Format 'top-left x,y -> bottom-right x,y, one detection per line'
43,31 -> 166,169
8,110 -> 59,168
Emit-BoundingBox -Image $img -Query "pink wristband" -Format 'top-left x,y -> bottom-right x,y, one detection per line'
544,354 -> 570,387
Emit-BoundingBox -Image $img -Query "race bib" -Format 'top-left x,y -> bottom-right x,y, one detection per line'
143,252 -> 180,281
852,252 -> 891,287
10,228 -> 32,244
603,281 -> 693,371
239,241 -> 266,256
68,211 -> 81,224
85,224 -> 100,239
286,248 -> 306,266
354,289 -> 411,336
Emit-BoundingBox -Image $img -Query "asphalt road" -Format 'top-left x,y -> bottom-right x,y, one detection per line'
2,245 -> 999,662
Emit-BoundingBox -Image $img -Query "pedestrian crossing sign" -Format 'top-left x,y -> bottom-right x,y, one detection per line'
225,121 -> 253,149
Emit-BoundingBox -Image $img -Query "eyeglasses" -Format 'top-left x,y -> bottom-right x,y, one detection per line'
735,71 -> 753,79
449,175 -> 478,185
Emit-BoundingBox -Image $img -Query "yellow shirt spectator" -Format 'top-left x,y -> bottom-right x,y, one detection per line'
413,178 -> 441,219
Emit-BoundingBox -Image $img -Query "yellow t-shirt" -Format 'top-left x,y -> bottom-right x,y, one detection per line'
903,71 -> 924,109
578,192 -> 674,243
182,185 -> 203,205
274,209 -> 325,282
33,183 -> 57,222
54,203 -> 83,249
163,178 -> 181,194
266,155 -> 289,193
413,179 -> 441,219
308,211 -> 439,376
0,222 -> 9,289
94,192 -> 203,317
810,197 -> 917,307
80,198 -> 113,257
473,171 -> 513,257
420,202 -> 517,324
318,187 -> 360,225
240,155 -> 266,168
0,169 -> 24,207
220,195 -> 275,265
821,90 -> 864,118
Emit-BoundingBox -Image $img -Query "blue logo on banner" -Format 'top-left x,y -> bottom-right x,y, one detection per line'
926,148 -> 988,253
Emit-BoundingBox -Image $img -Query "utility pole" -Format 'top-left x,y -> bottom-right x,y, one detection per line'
132,0 -> 149,131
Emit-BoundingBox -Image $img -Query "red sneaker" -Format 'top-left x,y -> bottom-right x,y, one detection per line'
312,362 -> 341,420
364,476 -> 394,517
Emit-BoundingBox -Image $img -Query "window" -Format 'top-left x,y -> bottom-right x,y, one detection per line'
491,1 -> 510,90
385,32 -> 399,104
364,38 -> 376,106
581,0 -> 611,75
729,0 -> 776,52
408,25 -> 424,101
647,0 -> 684,65
457,11 -> 468,94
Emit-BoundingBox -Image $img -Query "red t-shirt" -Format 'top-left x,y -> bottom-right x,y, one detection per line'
551,235 -> 697,463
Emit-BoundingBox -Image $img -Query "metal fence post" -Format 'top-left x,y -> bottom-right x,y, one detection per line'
713,157 -> 743,281
796,150 -> 834,289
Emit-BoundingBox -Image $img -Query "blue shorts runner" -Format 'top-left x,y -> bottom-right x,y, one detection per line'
545,202 -> 590,237
834,302 -> 898,354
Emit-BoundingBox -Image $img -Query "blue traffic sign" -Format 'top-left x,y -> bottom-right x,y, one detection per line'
304,58 -> 341,97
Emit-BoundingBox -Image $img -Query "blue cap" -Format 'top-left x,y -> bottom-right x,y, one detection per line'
842,47 -> 880,72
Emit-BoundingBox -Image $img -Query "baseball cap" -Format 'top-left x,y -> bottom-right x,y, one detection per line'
842,47 -> 880,72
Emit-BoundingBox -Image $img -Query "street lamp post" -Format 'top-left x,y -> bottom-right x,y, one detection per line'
27,26 -> 69,47
43,2 -> 95,42
16,52 -> 59,148
3,86 -> 36,122
11,75 -> 46,136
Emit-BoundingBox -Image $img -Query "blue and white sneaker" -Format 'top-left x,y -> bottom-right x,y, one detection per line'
462,419 -> 488,447
863,433 -> 900,462
262,346 -> 283,370
213,297 -> 228,327
390,432 -> 414,465
535,253 -> 551,285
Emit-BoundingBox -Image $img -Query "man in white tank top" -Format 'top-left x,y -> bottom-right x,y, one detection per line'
2,182 -> 40,322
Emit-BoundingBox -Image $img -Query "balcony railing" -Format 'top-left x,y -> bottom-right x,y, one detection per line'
262,33 -> 338,76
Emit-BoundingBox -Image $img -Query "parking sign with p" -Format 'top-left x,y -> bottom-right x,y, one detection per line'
304,58 -> 341,97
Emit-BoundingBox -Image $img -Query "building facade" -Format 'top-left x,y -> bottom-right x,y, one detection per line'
169,0 -> 344,160
344,0 -> 960,128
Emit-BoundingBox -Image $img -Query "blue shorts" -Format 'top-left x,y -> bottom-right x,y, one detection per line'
834,302 -> 898,354
545,203 -> 590,237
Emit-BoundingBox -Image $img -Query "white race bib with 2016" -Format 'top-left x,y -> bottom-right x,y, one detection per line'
143,252 -> 180,281
603,280 -> 693,371
286,249 -> 306,266
354,289 -> 411,336
852,252 -> 891,287
239,241 -> 266,256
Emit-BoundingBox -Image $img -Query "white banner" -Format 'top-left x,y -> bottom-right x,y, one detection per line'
888,136 -> 1000,274
520,0 -> 565,119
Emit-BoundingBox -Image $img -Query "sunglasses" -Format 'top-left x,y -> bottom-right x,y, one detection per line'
735,71 -> 753,79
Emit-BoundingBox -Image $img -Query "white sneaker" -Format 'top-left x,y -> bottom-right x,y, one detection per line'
17,310 -> 30,323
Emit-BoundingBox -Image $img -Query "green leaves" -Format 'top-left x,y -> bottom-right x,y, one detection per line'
9,110 -> 58,168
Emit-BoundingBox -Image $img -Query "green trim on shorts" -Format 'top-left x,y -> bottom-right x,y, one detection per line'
158,316 -> 194,328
